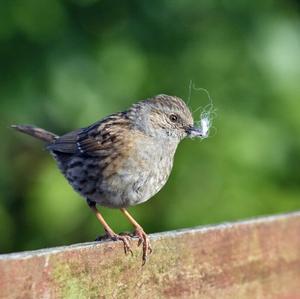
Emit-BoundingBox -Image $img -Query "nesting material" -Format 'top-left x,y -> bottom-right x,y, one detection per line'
192,106 -> 215,139
187,84 -> 215,139
198,112 -> 211,138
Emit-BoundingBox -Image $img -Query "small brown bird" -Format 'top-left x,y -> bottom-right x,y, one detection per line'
12,94 -> 208,264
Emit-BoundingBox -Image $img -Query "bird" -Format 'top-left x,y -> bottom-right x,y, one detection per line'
12,94 -> 208,264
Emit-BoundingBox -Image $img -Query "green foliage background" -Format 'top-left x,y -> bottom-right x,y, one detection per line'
1,0 -> 300,253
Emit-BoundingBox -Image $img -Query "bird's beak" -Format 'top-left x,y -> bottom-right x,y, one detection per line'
186,126 -> 205,138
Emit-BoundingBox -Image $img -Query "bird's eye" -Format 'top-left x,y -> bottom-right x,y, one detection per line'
169,114 -> 178,122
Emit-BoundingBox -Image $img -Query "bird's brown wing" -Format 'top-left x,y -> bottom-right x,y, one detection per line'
46,129 -> 82,153
47,112 -> 132,157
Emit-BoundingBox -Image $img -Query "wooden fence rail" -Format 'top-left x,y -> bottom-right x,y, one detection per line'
0,212 -> 300,299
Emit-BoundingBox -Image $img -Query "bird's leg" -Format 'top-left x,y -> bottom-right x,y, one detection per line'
87,200 -> 132,255
120,208 -> 152,264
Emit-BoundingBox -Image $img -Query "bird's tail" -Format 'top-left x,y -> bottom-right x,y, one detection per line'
11,125 -> 58,143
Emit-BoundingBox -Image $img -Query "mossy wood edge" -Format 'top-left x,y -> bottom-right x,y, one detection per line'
1,212 -> 300,299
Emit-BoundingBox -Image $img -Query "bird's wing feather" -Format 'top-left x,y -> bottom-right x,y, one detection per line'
47,129 -> 82,153
47,113 -> 132,156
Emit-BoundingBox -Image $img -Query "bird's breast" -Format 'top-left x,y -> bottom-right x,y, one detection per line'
122,137 -> 178,206
60,135 -> 179,208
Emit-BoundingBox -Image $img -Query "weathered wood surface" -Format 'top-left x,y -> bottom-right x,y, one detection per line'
0,212 -> 299,299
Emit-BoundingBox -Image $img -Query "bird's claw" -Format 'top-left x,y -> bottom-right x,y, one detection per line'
134,227 -> 152,265
96,232 -> 133,256
111,234 -> 133,256
96,228 -> 151,264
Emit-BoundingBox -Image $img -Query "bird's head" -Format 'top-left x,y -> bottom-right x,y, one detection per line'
130,94 -> 207,141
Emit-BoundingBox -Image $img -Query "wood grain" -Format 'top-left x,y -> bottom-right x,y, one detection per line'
0,212 -> 299,299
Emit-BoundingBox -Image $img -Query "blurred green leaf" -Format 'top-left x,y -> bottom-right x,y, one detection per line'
1,0 -> 299,253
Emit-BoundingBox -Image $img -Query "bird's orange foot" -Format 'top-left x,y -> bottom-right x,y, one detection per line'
96,232 -> 133,256
134,227 -> 152,265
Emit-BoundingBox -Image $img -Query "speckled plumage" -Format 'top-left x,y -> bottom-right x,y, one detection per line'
12,94 -> 205,263
44,94 -> 194,208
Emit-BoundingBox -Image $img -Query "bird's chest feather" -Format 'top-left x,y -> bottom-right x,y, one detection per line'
55,135 -> 178,208
94,136 -> 178,207
120,137 -> 177,205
